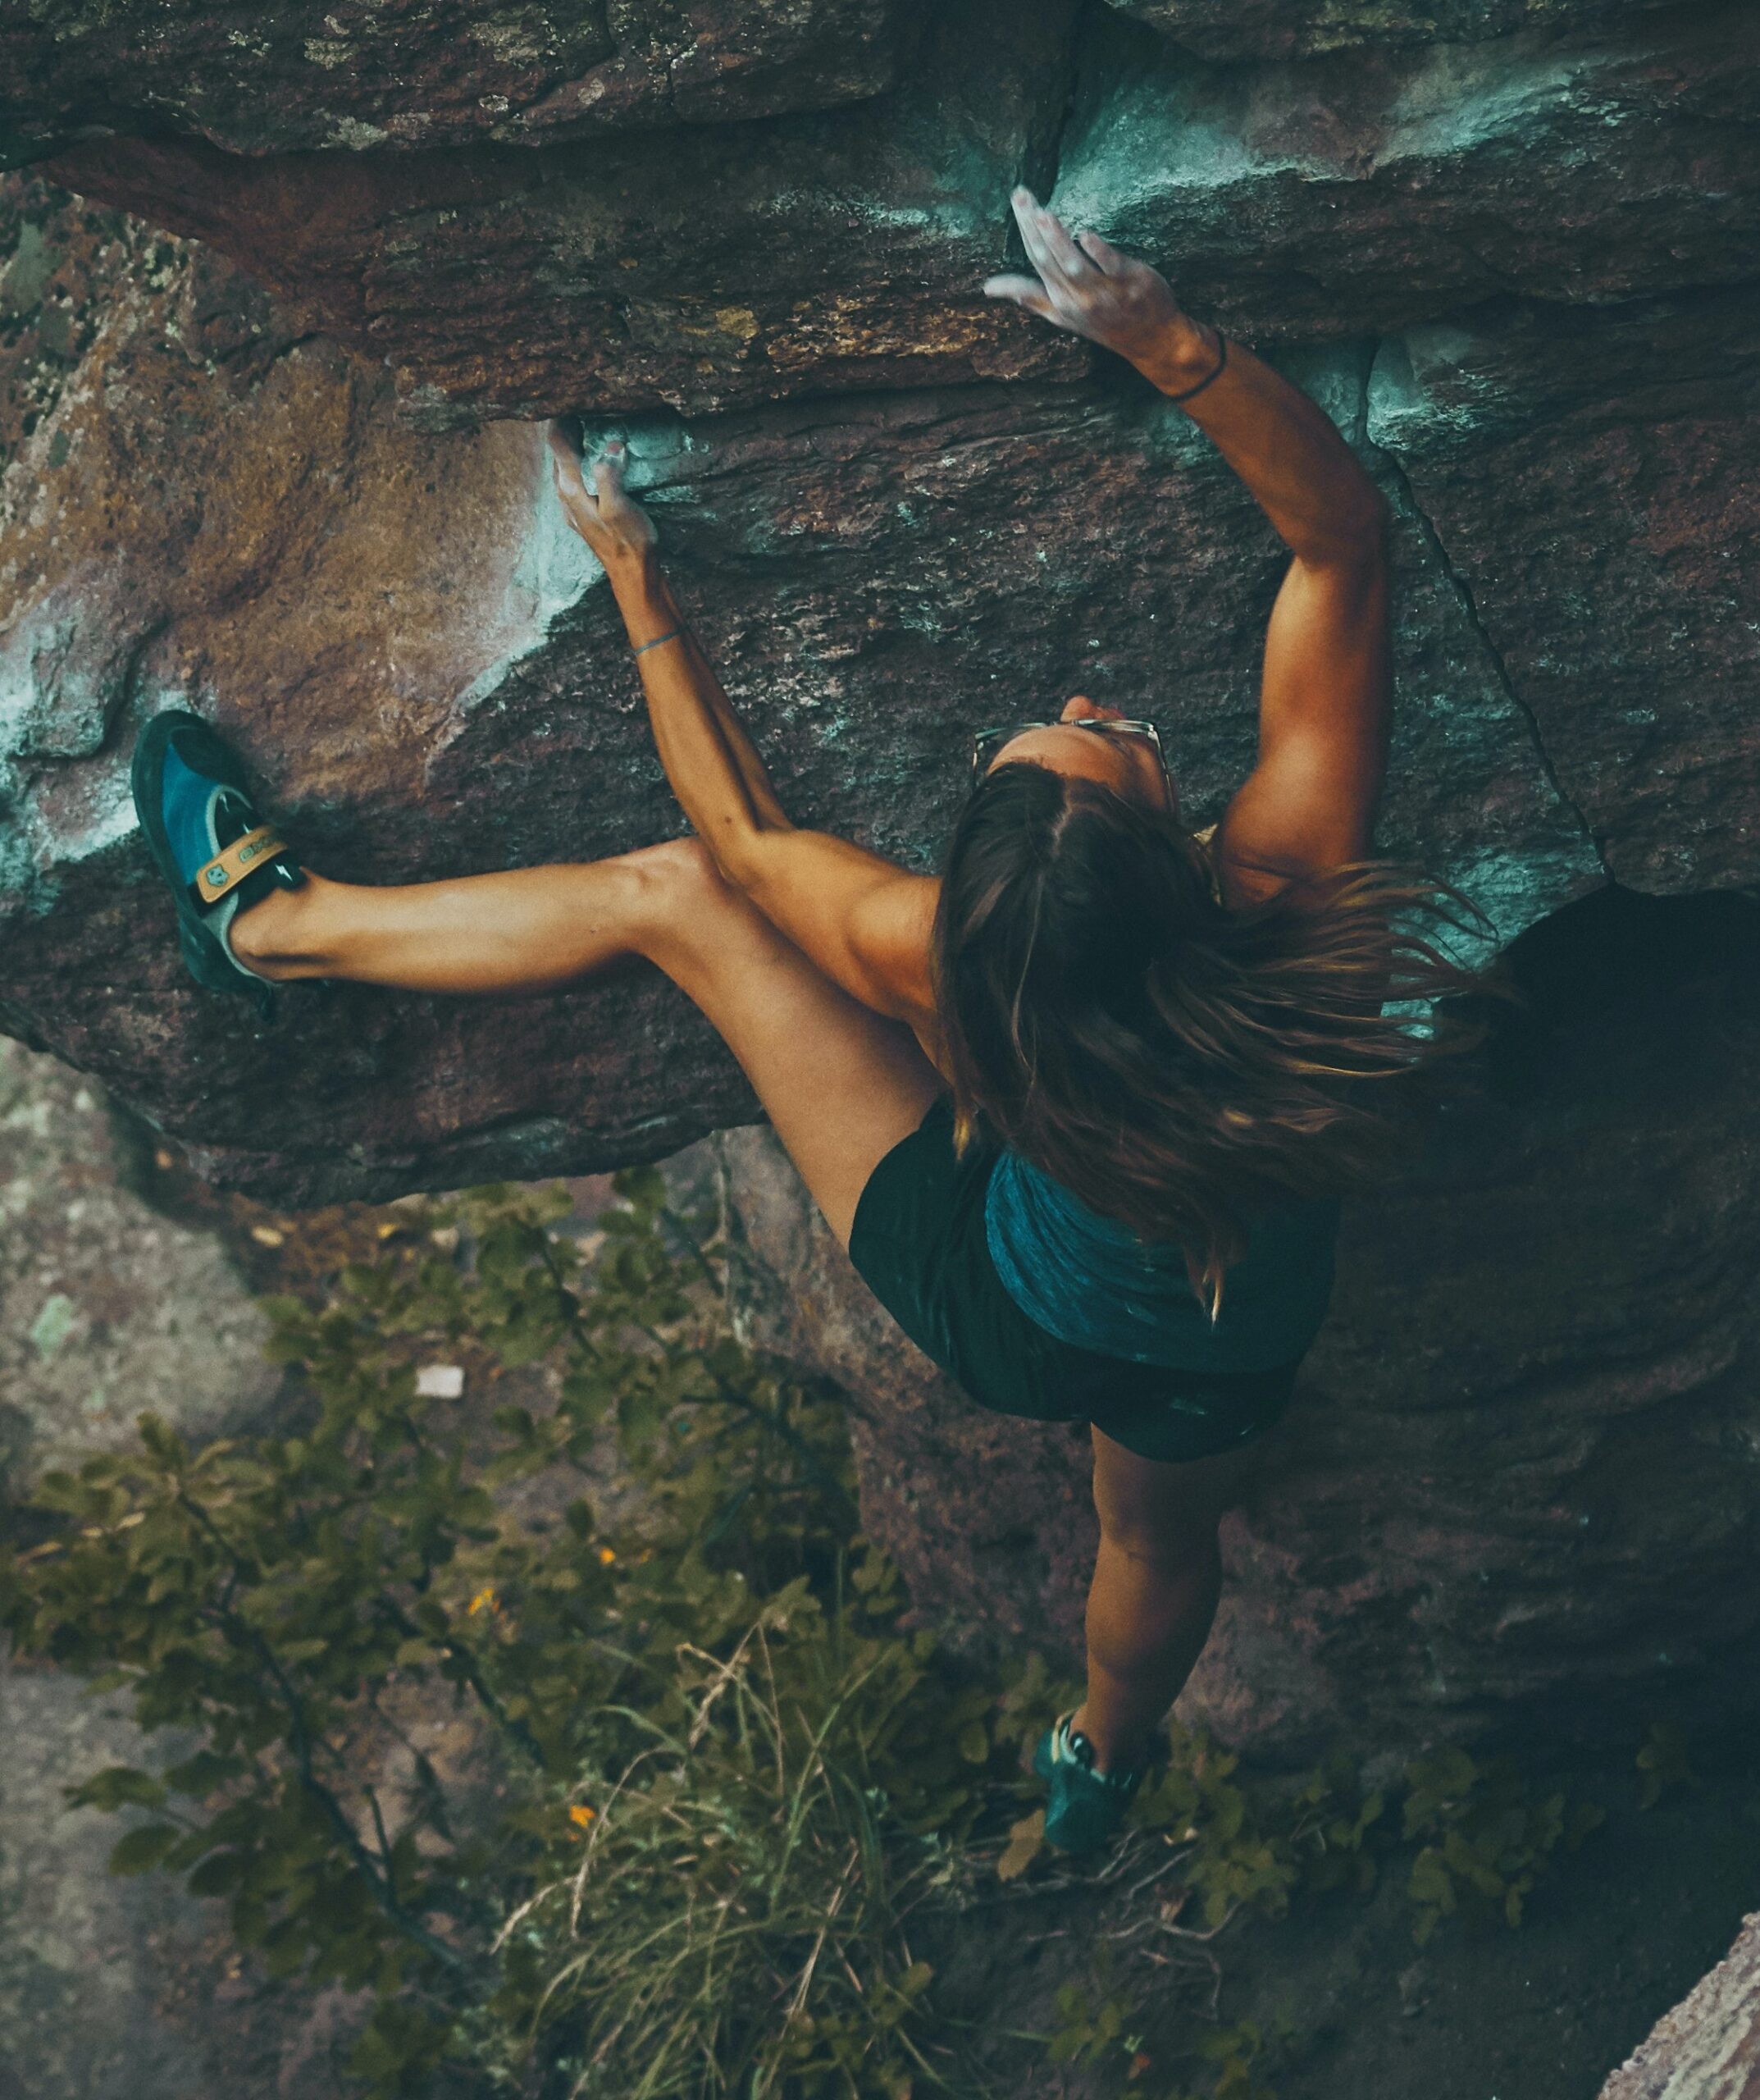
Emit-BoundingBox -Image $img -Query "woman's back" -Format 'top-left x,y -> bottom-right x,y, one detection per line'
983,1147 -> 1339,1374
974,821 -> 1341,1375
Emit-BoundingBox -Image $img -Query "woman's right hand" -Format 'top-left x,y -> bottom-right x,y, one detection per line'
982,188 -> 1214,389
547,422 -> 659,578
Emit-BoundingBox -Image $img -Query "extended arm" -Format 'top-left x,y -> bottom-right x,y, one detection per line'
1160,332 -> 1389,895
547,428 -> 938,1031
986,192 -> 1390,905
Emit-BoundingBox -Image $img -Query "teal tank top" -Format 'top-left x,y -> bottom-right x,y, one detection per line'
983,1149 -> 1340,1374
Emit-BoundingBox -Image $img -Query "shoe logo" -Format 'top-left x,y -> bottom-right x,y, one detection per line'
207,868 -> 228,886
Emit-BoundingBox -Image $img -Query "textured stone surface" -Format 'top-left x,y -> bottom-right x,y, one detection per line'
30,0 -> 1086,422
25,0 -> 1760,418
2,0 -> 925,167
1,0 -> 1758,1775
0,1035 -> 341,2100
1054,2 -> 1760,341
1366,294 -> 1760,891
0,1033 -> 281,1488
1,175 -> 1607,1200
721,888 -> 1760,1763
0,1656 -> 381,2100
1599,1911 -> 1760,2100
1102,0 -> 1679,63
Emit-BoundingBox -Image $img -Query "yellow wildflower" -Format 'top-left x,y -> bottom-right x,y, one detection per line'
468,1586 -> 499,1616
569,1804 -> 596,1830
597,1545 -> 617,1564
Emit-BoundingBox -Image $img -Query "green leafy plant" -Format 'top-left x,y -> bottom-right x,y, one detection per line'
1636,1720 -> 1696,1810
1044,1945 -> 1138,2068
1170,2018 -> 1287,2100
0,1166 -> 1624,2098
1,1171 -> 1024,2095
1401,1747 -> 1604,1943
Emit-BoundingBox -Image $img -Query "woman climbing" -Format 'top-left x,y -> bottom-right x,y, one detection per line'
132,188 -> 1476,1853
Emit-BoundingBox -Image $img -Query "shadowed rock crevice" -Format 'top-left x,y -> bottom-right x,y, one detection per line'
1374,444 -> 1605,876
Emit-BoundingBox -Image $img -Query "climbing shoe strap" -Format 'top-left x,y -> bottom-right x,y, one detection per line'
189,824 -> 290,911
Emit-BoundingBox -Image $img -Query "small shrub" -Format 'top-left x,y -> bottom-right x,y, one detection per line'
1635,1721 -> 1695,1810
1401,1747 -> 1604,1943
0,1166 -> 1622,2096
0,1171 -> 1019,2096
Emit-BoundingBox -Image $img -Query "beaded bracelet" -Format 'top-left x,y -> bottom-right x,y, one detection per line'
632,625 -> 686,655
1164,329 -> 1228,406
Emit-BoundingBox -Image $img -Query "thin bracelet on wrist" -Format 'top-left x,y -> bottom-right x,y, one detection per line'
1164,326 -> 1228,406
632,624 -> 686,655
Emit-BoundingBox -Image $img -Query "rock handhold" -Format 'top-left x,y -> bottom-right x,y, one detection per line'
1056,3 -> 1760,338
1102,0 -> 1680,63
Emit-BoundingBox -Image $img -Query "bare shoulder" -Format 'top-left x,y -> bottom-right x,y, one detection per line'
1206,787 -> 1363,912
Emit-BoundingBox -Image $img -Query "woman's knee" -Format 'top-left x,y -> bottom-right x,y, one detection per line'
624,834 -> 768,969
1089,1432 -> 1242,1570
1095,1504 -> 1220,1576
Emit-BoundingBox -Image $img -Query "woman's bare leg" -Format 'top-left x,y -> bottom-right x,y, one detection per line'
1072,1429 -> 1257,1774
230,838 -> 942,1246
230,859 -> 663,995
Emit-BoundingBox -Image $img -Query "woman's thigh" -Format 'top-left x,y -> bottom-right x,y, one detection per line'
633,838 -> 944,1249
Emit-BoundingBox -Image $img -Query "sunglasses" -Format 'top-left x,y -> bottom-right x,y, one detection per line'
969,716 -> 1172,798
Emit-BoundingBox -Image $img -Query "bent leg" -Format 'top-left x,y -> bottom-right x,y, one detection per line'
234,837 -> 942,1247
1073,1427 -> 1259,1774
630,838 -> 943,1245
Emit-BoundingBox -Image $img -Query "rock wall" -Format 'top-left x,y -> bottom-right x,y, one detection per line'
0,1036 -> 326,2100
2,0 -> 1758,1761
1598,1911 -> 1760,2100
3,1 -> 1756,1198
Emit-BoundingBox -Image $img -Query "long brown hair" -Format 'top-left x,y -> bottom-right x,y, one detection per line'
930,762 -> 1493,1316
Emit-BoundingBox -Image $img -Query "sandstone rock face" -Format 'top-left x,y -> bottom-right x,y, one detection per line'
30,0 -> 1087,422
1103,0 -> 1680,63
1598,1911 -> 1760,2100
1056,3 -> 1760,340
0,1033 -> 282,1487
2,0 -> 1758,1762
1365,297 -> 1760,892
0,1036 -> 315,2100
2,172 -> 1608,1200
2,0 -> 925,166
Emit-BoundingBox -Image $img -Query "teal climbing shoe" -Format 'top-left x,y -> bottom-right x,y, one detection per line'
1032,1710 -> 1151,1854
130,710 -> 304,1022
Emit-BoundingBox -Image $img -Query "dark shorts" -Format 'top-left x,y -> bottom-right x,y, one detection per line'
847,1098 -> 1304,1465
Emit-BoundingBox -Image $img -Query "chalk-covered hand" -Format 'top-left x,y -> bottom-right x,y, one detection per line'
983,187 -> 1211,386
547,422 -> 659,574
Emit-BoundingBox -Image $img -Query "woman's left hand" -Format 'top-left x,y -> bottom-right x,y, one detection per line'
983,187 -> 1207,381
547,422 -> 659,577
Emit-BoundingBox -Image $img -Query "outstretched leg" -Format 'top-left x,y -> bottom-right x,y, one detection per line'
233,856 -> 685,996
1071,1427 -> 1257,1774
232,838 -> 942,1246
